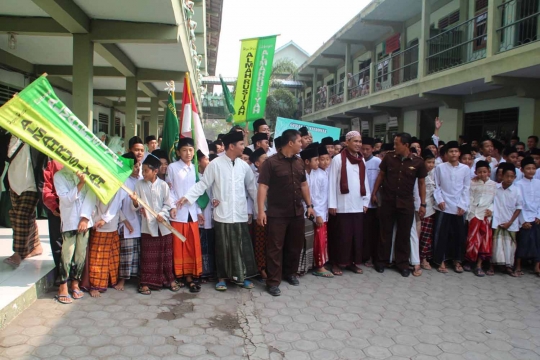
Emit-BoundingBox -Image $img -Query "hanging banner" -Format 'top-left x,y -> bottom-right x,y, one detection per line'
233,35 -> 277,124
274,117 -> 341,144
0,76 -> 132,204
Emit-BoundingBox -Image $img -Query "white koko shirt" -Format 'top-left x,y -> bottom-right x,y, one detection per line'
433,162 -> 471,215
328,153 -> 371,213
514,177 -> 540,225
492,183 -> 522,232
167,160 -> 201,222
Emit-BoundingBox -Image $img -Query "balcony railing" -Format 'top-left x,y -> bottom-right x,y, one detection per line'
497,0 -> 540,52
304,98 -> 312,115
315,88 -> 327,111
328,81 -> 344,107
427,14 -> 487,74
347,68 -> 371,100
374,44 -> 419,92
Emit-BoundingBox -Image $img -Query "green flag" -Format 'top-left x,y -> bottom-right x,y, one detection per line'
0,76 -> 132,204
161,91 -> 179,163
220,75 -> 235,123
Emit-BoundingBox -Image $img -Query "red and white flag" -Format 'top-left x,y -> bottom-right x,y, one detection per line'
180,76 -> 209,156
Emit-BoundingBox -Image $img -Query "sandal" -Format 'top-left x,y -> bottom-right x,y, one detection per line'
363,261 -> 374,267
454,263 -> 464,273
215,281 -> 227,291
240,280 -> 254,289
420,262 -> 432,270
55,294 -> 73,304
138,286 -> 151,295
462,264 -> 472,272
187,282 -> 201,293
345,265 -> 363,274
175,279 -> 185,288
412,267 -> 422,277
312,270 -> 334,278
515,270 -> 524,276
437,266 -> 448,274
473,267 -> 485,277
71,289 -> 84,299
331,266 -> 343,276
505,268 -> 517,277
486,269 -> 495,276
170,283 -> 182,292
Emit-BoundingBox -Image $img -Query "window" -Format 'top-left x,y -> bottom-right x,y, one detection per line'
0,84 -> 21,106
374,123 -> 387,142
473,11 -> 488,50
475,0 -> 488,12
377,52 -> 389,82
438,10 -> 460,30
98,113 -> 109,134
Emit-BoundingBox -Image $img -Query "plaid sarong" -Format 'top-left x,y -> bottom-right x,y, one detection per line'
200,228 -> 216,278
253,223 -> 267,272
119,237 -> 140,279
88,230 -> 120,291
9,190 -> 40,258
419,215 -> 435,261
140,233 -> 175,289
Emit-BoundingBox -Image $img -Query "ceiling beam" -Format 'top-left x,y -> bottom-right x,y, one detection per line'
368,105 -> 401,117
93,90 -> 147,97
137,69 -> 185,82
0,49 -> 34,74
309,65 -> 336,71
321,54 -> 346,60
35,65 -> 124,77
32,0 -> 90,33
90,20 -> 179,44
0,16 -> 69,35
419,93 -> 463,109
47,76 -> 73,92
94,43 -> 137,77
138,82 -> 158,98
339,39 -> 374,49
361,19 -> 402,32
113,101 -> 157,108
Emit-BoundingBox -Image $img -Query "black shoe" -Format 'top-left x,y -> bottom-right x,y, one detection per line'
267,285 -> 281,296
284,275 -> 299,286
374,263 -> 385,273
400,268 -> 411,277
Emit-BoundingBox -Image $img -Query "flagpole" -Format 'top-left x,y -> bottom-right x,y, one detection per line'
121,184 -> 186,242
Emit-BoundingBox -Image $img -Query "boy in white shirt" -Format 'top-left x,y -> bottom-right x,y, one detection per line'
433,141 -> 471,273
54,169 -> 96,304
514,157 -> 540,276
465,161 -> 497,277
419,149 -> 437,270
490,163 -> 522,276
197,150 -> 216,280
167,138 -> 203,293
130,154 -> 177,295
115,152 -> 141,291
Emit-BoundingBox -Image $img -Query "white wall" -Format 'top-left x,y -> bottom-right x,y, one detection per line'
273,45 -> 309,67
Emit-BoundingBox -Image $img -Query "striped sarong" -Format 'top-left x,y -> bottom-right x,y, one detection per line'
88,230 -> 120,291
9,190 -> 40,258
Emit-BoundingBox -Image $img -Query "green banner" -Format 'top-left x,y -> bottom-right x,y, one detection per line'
161,92 -> 179,163
247,36 -> 277,119
0,76 -> 132,204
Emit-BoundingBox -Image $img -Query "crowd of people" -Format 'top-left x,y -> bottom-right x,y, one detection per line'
1,117 -> 539,302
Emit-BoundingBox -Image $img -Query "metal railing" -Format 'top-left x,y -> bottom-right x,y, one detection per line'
427,14 -> 487,74
328,81 -> 344,107
315,87 -> 327,111
374,44 -> 419,92
497,0 -> 540,52
304,98 -> 312,115
347,68 -> 371,100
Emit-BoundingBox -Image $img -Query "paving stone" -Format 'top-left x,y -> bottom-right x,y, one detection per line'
91,345 -> 120,357
177,343 -> 207,357
33,344 -> 64,358
415,343 -> 443,356
0,334 -> 29,347
364,345 -> 393,359
293,339 -> 319,352
61,345 -> 91,358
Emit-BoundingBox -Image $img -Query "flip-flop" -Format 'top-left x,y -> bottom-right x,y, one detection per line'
515,270 -> 524,276
345,265 -> 363,274
505,268 -> 517,277
312,270 -> 334,278
170,283 -> 182,292
3,257 -> 20,269
421,263 -> 432,270
437,267 -> 448,274
71,289 -> 84,299
138,287 -> 151,295
473,267 -> 485,277
55,294 -> 73,304
240,280 -> 254,289
215,281 -> 227,291
454,263 -> 464,273
486,269 -> 495,276
331,267 -> 343,276
187,282 -> 201,293
412,268 -> 422,277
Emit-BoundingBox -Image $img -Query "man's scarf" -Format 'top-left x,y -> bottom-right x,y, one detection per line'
340,149 -> 366,196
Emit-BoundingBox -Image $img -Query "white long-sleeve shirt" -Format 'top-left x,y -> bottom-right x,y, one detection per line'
434,162 -> 471,215
199,172 -> 214,229
365,156 -> 381,208
425,170 -> 437,218
184,155 -> 258,223
467,179 -> 497,221
492,183 -> 522,232
514,177 -> 540,225
54,167 -> 96,232
133,178 -> 172,237
94,191 -> 124,233
328,153 -> 370,213
167,160 -> 201,222
312,168 -> 329,222
120,176 -> 141,239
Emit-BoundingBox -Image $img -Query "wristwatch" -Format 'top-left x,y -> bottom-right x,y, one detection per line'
420,203 -> 427,207
306,204 -> 314,208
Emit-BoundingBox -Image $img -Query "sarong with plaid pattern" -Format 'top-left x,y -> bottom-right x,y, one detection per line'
419,215 -> 435,261
88,230 -> 120,291
119,236 -> 140,279
9,190 -> 40,258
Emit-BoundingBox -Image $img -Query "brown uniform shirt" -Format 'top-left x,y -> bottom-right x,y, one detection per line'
379,151 -> 427,209
258,152 -> 306,217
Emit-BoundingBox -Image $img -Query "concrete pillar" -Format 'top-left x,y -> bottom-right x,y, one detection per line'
125,77 -> 138,148
369,50 -> 375,94
72,34 -> 94,130
312,68 -> 317,114
487,0 -> 503,57
150,97 -> 160,137
108,107 -> 115,136
459,0 -> 469,22
344,43 -> 351,102
403,110 -> 420,136
532,98 -> 540,137
418,0 -> 432,79
438,106 -> 464,141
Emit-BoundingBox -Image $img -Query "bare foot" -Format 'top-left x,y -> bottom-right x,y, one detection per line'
6,253 -> 22,265
26,245 -> 43,258
261,269 -> 267,279
89,290 -> 101,298
114,279 -> 125,291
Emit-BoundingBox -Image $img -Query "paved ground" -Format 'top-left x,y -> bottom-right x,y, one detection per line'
1,266 -> 540,360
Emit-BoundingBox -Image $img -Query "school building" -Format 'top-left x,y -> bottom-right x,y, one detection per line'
0,0 -> 222,142
298,0 -> 540,143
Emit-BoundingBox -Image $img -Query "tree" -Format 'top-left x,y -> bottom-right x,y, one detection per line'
265,58 -> 299,124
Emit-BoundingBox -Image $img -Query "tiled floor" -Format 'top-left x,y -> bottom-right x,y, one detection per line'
0,220 -> 54,312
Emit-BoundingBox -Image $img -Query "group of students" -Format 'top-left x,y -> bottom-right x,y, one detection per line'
11,117 -> 540,304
